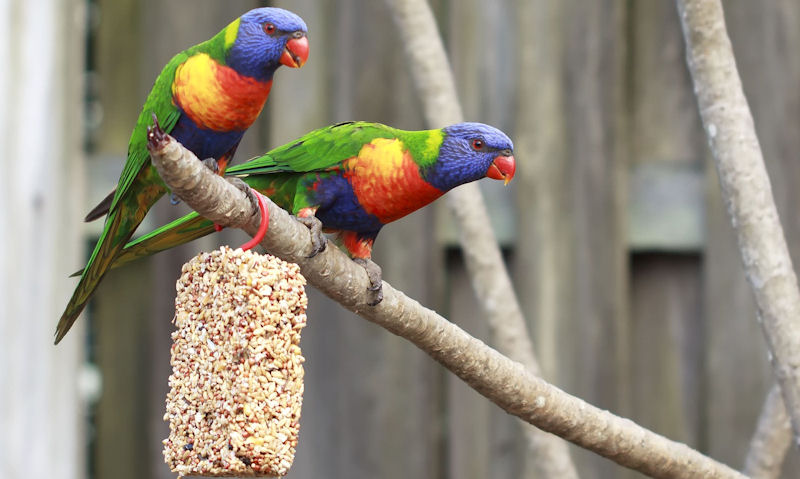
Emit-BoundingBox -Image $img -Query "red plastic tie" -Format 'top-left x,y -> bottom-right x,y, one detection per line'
239,191 -> 269,251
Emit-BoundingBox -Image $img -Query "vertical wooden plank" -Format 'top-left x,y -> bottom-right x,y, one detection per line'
90,0 -> 156,476
626,0 -> 706,456
85,0 -> 140,229
704,1 -> 800,475
93,261 -> 152,479
511,0 -> 629,477
511,0 -> 569,387
266,0 -> 330,144
0,0 -> 86,478
444,1 -> 530,476
92,0 -> 141,154
560,0 -> 629,416
571,3 -> 629,475
629,255 -> 703,445
445,253 -> 525,479
270,1 -> 442,477
628,2 -> 706,169
445,254 -> 492,479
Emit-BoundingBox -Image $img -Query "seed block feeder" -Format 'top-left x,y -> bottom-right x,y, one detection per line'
163,246 -> 307,477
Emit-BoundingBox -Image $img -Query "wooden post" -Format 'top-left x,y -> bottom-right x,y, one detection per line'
0,0 -> 86,478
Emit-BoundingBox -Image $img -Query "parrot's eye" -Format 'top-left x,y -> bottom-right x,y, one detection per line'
264,23 -> 276,35
471,139 -> 484,151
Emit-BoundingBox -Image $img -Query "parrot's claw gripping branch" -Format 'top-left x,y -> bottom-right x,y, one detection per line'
353,257 -> 383,306
146,129 -> 258,235
295,215 -> 327,258
201,157 -> 221,175
227,177 -> 260,212
146,125 -> 270,251
146,112 -> 168,150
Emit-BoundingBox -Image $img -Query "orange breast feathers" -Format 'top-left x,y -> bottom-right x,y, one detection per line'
172,53 -> 272,132
343,138 -> 443,224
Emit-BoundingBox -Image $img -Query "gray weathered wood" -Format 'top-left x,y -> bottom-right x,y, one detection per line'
630,255 -> 703,446
447,253 -> 525,479
274,1 -> 442,477
75,0 -> 800,477
93,261 -> 152,479
627,0 -> 706,461
511,1 -> 630,477
0,0 -> 86,478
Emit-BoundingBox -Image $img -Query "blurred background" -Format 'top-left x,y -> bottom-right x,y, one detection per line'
2,0 -> 800,478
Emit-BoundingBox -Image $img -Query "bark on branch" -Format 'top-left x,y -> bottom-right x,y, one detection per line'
147,134 -> 746,479
677,0 -> 800,444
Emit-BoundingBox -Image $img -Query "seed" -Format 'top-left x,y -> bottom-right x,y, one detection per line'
164,247 -> 306,476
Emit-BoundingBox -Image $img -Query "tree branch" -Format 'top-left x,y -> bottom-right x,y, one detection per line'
147,133 -> 746,479
380,0 -> 577,476
677,0 -> 800,443
743,383 -> 792,478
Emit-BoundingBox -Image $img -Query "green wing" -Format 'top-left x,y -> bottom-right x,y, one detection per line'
107,53 -> 186,214
109,29 -> 231,214
227,121 -> 401,176
102,123 -> 406,271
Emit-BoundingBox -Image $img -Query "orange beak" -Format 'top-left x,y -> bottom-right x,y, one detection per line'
487,154 -> 516,185
280,33 -> 309,68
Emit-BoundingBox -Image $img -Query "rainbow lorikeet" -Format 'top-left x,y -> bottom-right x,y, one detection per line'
90,121 -> 516,304
55,8 -> 310,344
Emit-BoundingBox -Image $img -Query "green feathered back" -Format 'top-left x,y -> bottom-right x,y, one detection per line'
227,121 -> 442,176
100,122 -> 447,274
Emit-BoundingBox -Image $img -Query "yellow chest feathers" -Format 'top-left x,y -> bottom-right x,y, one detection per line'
172,53 -> 272,131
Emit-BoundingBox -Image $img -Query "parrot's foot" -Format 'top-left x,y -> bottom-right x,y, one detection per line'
146,112 -> 167,150
226,177 -> 259,211
210,178 -> 257,233
201,157 -> 220,174
213,177 -> 259,232
353,258 -> 383,306
295,215 -> 327,258
169,193 -> 181,205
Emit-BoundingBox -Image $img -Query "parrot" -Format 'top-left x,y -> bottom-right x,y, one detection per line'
55,7 -> 310,344
83,121 -> 516,305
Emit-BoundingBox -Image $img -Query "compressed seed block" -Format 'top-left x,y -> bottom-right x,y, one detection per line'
163,246 -> 307,477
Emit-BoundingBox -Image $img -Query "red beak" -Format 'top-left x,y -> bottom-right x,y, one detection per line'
280,34 -> 309,68
487,154 -> 516,185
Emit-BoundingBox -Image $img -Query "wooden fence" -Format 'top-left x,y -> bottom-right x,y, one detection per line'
30,0 -> 800,477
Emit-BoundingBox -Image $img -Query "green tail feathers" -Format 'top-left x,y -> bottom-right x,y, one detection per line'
56,182 -> 165,343
69,213 -> 216,277
110,213 -> 216,271
56,207 -> 130,344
